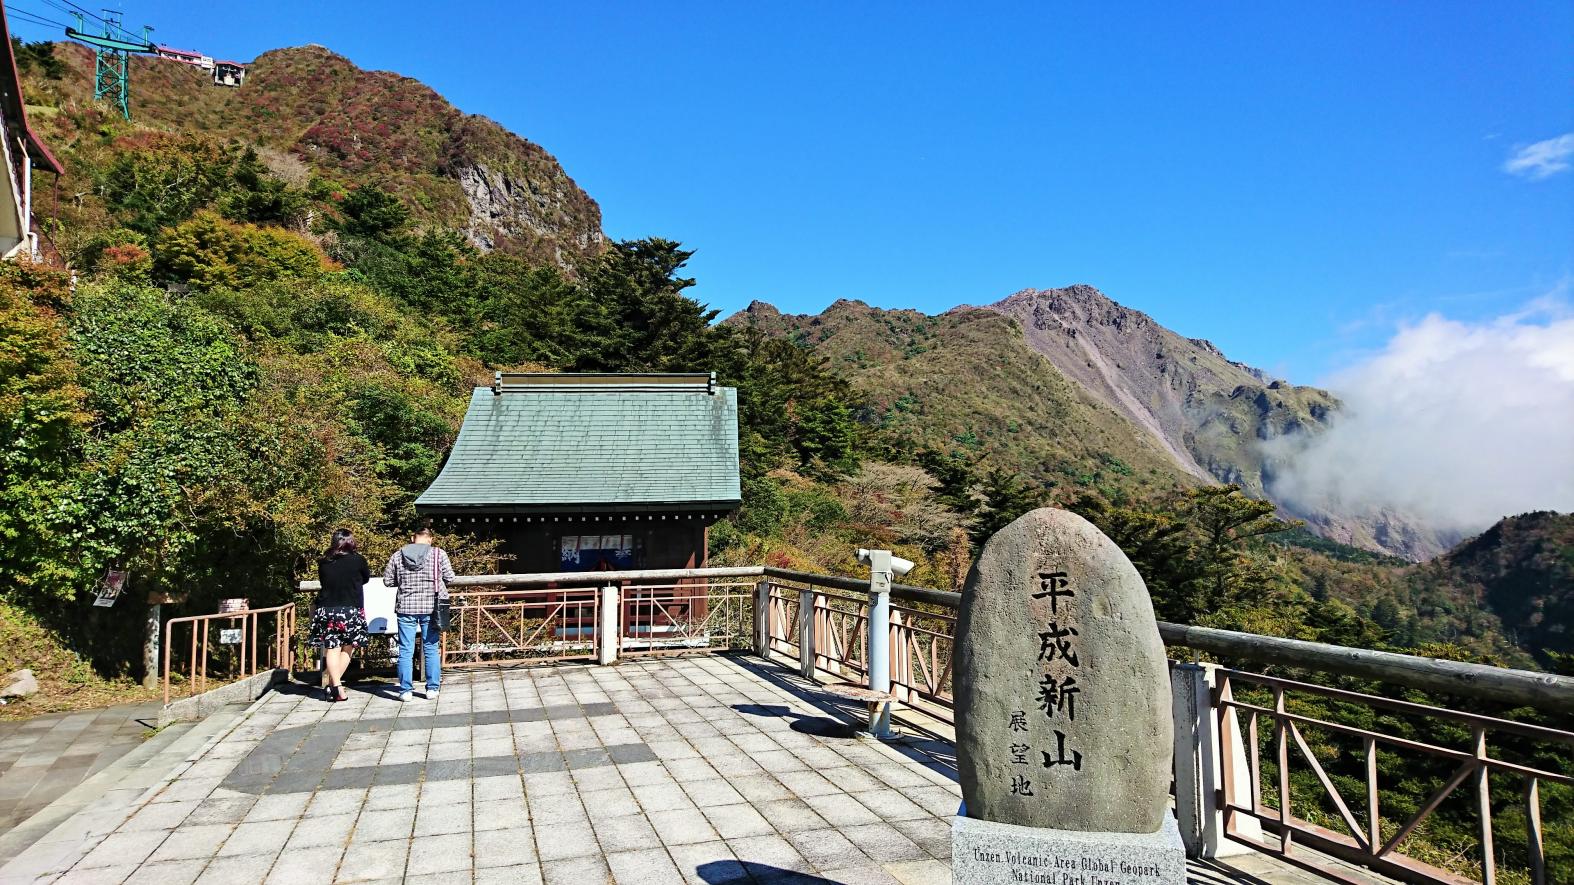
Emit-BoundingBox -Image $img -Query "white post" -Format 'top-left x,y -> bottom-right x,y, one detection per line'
864,550 -> 894,739
598,584 -> 619,665
1171,662 -> 1210,857
1172,661 -> 1256,857
753,580 -> 771,658
797,589 -> 815,679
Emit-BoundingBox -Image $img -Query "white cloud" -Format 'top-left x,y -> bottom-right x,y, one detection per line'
1268,288 -> 1574,536
1502,132 -> 1574,180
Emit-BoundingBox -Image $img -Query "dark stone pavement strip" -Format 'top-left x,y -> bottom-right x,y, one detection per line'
221,736 -> 658,793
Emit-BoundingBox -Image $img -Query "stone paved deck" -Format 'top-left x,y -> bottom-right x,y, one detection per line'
0,703 -> 159,837
0,656 -> 1363,885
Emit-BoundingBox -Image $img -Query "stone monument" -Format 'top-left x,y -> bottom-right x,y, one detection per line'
952,507 -> 1186,885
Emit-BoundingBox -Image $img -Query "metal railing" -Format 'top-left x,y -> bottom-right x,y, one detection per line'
619,579 -> 754,657
292,561 -> 1574,884
161,603 -> 295,705
444,585 -> 600,666
1213,668 -> 1571,885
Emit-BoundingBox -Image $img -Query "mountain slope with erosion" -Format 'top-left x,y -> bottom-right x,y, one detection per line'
729,299 -> 1193,499
27,43 -> 603,267
737,288 -> 1450,559
977,286 -> 1454,559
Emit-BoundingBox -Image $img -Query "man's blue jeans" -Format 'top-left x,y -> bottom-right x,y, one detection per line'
396,613 -> 442,694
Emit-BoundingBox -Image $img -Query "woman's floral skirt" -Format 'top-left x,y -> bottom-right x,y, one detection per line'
308,605 -> 368,649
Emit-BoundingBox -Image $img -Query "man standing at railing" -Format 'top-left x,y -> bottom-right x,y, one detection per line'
383,524 -> 455,702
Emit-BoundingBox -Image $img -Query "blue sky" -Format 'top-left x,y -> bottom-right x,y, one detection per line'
10,1 -> 1572,382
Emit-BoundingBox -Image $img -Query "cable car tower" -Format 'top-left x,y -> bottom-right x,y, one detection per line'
65,11 -> 155,120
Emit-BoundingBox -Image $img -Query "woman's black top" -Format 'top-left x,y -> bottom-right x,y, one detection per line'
316,553 -> 370,609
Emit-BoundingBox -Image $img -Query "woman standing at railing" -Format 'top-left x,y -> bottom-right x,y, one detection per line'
311,528 -> 371,702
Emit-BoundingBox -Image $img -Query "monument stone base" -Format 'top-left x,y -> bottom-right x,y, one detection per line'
952,812 -> 1186,885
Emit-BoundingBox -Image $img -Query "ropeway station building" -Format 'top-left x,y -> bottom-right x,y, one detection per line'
415,372 -> 742,576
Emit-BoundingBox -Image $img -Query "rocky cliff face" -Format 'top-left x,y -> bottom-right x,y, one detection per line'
976,286 -> 1450,560
40,44 -> 604,269
977,285 -> 1333,495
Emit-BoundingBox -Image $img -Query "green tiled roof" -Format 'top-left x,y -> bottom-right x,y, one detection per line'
416,386 -> 741,512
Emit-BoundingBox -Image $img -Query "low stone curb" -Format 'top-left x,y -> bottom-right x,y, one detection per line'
157,667 -> 288,728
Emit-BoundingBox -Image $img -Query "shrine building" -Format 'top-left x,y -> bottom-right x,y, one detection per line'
415,372 -> 741,574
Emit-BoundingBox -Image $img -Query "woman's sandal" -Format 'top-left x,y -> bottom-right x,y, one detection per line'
335,685 -> 349,702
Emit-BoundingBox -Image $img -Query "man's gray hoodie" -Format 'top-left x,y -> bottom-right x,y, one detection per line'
383,543 -> 456,615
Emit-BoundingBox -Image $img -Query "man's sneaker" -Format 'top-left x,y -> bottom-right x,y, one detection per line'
398,691 -> 413,702
425,689 -> 439,700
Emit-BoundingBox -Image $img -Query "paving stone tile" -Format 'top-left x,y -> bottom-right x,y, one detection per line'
419,780 -> 471,806
404,831 -> 472,875
699,802 -> 774,839
147,823 -> 235,862
819,863 -> 904,885
572,764 -> 628,793
362,783 -> 420,811
190,796 -> 258,825
729,774 -> 793,804
836,823 -> 925,863
336,837 -> 409,882
528,791 -> 586,825
849,789 -> 930,822
772,770 -> 841,799
591,813 -> 662,853
784,828 -> 871,872
120,799 -> 199,831
803,793 -> 883,828
580,786 -> 642,818
645,806 -> 719,845
542,854 -> 611,885
725,834 -> 812,874
264,844 -> 346,884
281,811 -> 355,849
194,849 -> 276,884
817,766 -> 885,793
904,786 -> 962,818
415,799 -> 474,837
631,782 -> 692,814
666,841 -> 745,885
122,857 -> 207,885
474,862 -> 544,885
606,847 -> 686,885
354,806 -> 416,841
473,797 -> 532,831
306,788 -> 368,817
534,818 -> 597,861
680,778 -> 747,808
882,858 -> 953,885
219,819 -> 297,856
890,818 -> 951,860
473,774 -> 526,801
711,756 -> 767,779
752,797 -> 829,833
523,770 -> 576,797
474,825 -> 538,868
75,828 -> 168,869
58,863 -> 142,884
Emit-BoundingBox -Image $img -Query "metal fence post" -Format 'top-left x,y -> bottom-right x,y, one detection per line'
753,580 -> 771,658
797,589 -> 815,679
599,584 -> 619,665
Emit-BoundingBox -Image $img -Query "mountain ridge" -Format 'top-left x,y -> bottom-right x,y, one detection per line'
733,286 -> 1453,560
